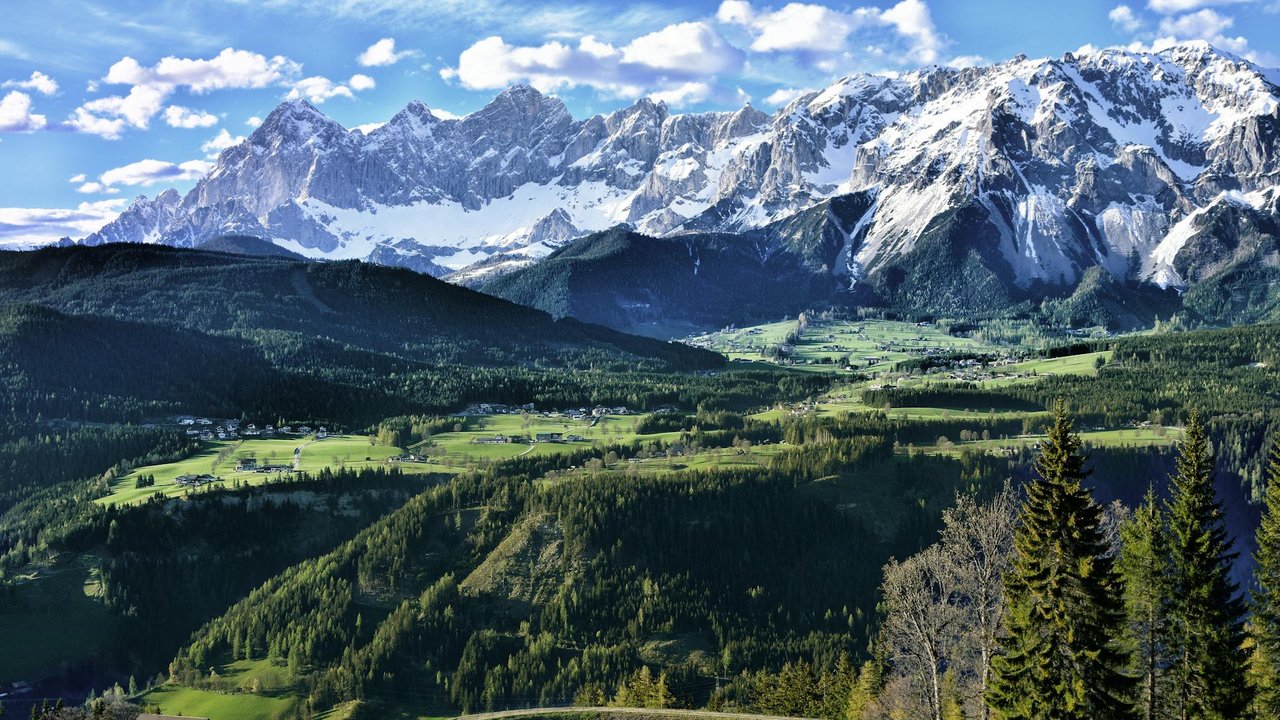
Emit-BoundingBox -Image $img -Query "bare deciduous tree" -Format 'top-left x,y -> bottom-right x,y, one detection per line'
882,543 -> 960,720
940,481 -> 1017,720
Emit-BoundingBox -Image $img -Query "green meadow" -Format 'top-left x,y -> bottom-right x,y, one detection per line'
140,659 -> 300,720
689,318 -> 1002,372
100,434 -> 430,506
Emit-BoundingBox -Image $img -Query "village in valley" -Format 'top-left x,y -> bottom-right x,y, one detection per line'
93,317 -> 1153,509
99,402 -> 679,507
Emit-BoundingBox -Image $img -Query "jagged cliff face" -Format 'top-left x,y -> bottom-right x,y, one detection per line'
83,41 -> 1280,296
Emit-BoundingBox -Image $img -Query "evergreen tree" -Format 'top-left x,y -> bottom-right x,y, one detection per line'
1165,412 -> 1250,720
987,401 -> 1133,720
1253,441 -> 1280,716
1118,485 -> 1173,720
846,654 -> 885,720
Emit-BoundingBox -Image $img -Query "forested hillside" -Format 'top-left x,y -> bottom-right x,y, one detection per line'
4,249 -> 1280,720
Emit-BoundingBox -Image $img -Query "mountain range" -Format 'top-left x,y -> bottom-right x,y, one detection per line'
80,41 -> 1280,327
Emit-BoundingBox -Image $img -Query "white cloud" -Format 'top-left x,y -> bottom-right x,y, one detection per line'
719,1 -> 868,53
68,173 -> 86,183
103,48 -> 299,93
444,21 -> 742,101
945,54 -> 990,68
353,122 -> 385,134
716,0 -> 754,24
763,86 -> 814,106
717,0 -> 947,65
432,108 -> 465,120
66,111 -> 126,139
648,81 -> 713,106
1158,7 -> 1235,36
0,91 -> 47,132
163,105 -> 219,128
1110,4 -> 1145,32
76,182 -> 117,195
68,84 -> 166,138
358,38 -> 412,66
99,158 -> 213,189
0,200 -> 127,248
349,73 -> 376,91
287,76 -> 355,103
69,48 -> 300,138
1147,0 -> 1250,13
880,0 -> 945,63
201,128 -> 245,157
245,116 -> 263,127
621,22 -> 741,73
3,71 -> 58,96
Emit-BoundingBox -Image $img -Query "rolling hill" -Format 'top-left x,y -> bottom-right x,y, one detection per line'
0,244 -> 725,432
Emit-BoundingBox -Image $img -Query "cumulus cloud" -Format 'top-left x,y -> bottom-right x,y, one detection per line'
286,74 -> 377,103
443,21 -> 742,104
201,128 -> 245,157
245,116 -> 263,127
67,173 -> 86,183
0,199 -> 127,248
163,105 -> 219,128
763,86 -> 815,106
103,48 -> 299,92
649,81 -> 714,106
0,91 -> 47,132
358,38 -> 413,66
349,73 -> 376,91
1110,5 -> 1144,32
3,71 -> 58,96
620,22 -> 741,73
76,182 -> 116,195
945,54 -> 990,68
98,158 -> 213,189
69,48 -> 300,138
881,0 -> 946,63
717,0 -> 947,66
1158,7 -> 1236,35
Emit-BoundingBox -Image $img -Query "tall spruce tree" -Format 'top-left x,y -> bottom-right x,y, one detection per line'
1165,412 -> 1250,720
1251,441 -> 1280,716
987,401 -> 1133,720
1118,485 -> 1173,720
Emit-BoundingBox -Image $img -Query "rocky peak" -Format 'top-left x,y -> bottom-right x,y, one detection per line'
469,84 -> 570,131
79,43 -> 1280,299
155,188 -> 182,206
388,99 -> 440,125
718,104 -> 769,141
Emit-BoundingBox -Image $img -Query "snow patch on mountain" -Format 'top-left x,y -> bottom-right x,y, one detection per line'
80,42 -> 1280,295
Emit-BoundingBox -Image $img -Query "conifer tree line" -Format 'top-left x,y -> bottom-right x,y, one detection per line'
863,402 -> 1279,720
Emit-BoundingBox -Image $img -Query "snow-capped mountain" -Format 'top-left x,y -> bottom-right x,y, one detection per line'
84,41 -> 1280,296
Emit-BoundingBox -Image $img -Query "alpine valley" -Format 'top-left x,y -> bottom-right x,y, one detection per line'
81,41 -> 1280,331
10,15 -> 1280,720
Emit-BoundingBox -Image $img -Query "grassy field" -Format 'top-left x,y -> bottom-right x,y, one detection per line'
100,415 -> 688,506
141,684 -> 298,720
981,351 -> 1113,386
0,555 -> 116,683
100,434 -> 437,506
413,413 -> 682,466
140,659 -> 299,720
687,318 -> 1006,372
911,425 -> 1184,456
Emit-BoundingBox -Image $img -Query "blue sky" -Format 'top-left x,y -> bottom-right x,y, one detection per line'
1,0 -> 1278,245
